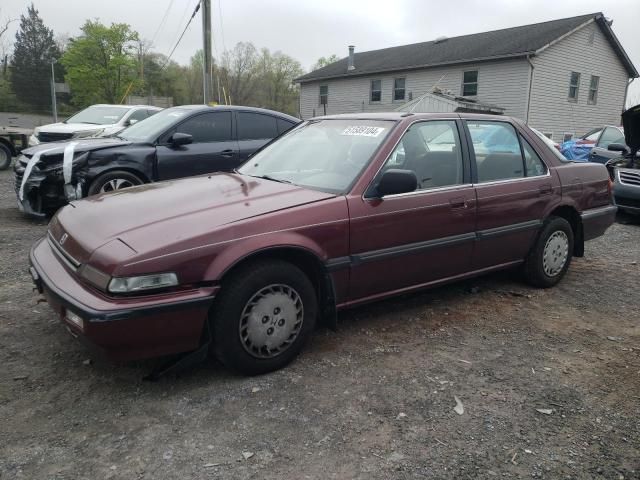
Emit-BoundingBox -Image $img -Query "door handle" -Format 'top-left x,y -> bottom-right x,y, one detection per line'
220,149 -> 235,158
449,197 -> 467,209
538,185 -> 553,196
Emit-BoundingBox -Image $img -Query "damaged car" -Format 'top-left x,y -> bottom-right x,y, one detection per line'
606,104 -> 640,214
29,112 -> 617,375
14,105 -> 300,216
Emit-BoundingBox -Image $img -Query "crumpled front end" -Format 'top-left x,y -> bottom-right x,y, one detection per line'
14,150 -> 89,217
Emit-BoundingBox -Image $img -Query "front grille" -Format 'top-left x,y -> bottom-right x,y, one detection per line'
37,131 -> 74,143
618,169 -> 640,187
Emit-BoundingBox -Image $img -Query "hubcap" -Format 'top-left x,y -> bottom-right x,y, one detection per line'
99,178 -> 135,193
239,284 -> 304,359
542,230 -> 569,277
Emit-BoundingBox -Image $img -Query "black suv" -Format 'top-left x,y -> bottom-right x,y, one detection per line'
14,105 -> 299,216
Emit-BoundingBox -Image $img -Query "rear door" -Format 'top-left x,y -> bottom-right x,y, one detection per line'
465,119 -> 556,270
155,111 -> 238,180
347,119 -> 476,300
236,112 -> 280,161
589,127 -> 626,164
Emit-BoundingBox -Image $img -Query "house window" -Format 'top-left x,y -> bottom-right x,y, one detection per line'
588,75 -> 599,105
370,79 -> 381,102
393,78 -> 405,101
568,72 -> 580,101
562,133 -> 574,142
319,85 -> 328,105
462,70 -> 478,96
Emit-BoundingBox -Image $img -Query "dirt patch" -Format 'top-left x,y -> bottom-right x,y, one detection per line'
0,168 -> 639,479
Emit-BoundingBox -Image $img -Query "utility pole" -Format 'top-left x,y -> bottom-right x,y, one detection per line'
50,59 -> 58,122
201,0 -> 213,105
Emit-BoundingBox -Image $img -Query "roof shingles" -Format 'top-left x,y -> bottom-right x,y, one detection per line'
296,13 -> 637,83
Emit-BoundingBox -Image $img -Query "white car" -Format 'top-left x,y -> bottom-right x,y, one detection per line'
29,104 -> 162,146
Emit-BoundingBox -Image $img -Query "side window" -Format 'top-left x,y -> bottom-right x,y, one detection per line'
277,118 -> 296,135
128,109 -> 148,124
175,112 -> 232,143
384,120 -> 463,190
467,121 -> 524,182
238,112 -> 278,140
597,127 -> 625,149
520,136 -> 548,177
583,128 -> 602,142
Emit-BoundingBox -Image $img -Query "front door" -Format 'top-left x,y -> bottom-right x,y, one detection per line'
465,119 -> 557,269
347,119 -> 476,301
156,111 -> 239,180
589,126 -> 626,164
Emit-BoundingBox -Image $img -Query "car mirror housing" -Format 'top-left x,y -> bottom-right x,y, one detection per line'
376,169 -> 418,197
607,143 -> 629,153
170,132 -> 193,147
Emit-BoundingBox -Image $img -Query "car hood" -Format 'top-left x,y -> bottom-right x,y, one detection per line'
36,122 -> 118,133
52,173 -> 336,264
622,104 -> 640,152
22,137 -> 133,158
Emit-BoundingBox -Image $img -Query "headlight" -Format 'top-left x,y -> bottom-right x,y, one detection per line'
108,273 -> 178,293
74,129 -> 105,139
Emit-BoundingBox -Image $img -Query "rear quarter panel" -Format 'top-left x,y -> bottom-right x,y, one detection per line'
554,161 -> 612,211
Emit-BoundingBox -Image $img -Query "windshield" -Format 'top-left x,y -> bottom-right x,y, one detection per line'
238,119 -> 395,194
65,106 -> 129,125
119,108 -> 190,142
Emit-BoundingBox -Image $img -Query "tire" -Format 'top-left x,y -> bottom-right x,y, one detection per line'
211,260 -> 318,375
523,216 -> 574,288
87,170 -> 144,196
0,143 -> 11,170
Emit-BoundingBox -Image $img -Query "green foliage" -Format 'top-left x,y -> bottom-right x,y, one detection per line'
311,54 -> 340,71
61,21 -> 139,106
10,4 -> 61,110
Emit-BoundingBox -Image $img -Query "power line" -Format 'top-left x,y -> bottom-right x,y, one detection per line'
217,0 -> 227,53
150,0 -> 175,46
162,0 -> 201,69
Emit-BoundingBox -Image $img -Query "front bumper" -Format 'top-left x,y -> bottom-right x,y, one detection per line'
30,237 -> 218,362
613,182 -> 640,214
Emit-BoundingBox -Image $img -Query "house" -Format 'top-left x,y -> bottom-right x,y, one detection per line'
295,13 -> 638,141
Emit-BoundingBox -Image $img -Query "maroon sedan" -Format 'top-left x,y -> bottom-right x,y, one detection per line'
30,113 -> 616,375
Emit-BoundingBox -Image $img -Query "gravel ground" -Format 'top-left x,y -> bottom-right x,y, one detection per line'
0,166 -> 639,479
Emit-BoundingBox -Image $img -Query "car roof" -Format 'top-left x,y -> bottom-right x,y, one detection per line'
91,104 -> 162,110
309,112 -> 521,123
172,104 -> 300,122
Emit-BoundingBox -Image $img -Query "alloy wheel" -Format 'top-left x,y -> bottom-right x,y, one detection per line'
99,178 -> 136,193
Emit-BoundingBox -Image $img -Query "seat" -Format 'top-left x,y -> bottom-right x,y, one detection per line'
477,153 -> 523,182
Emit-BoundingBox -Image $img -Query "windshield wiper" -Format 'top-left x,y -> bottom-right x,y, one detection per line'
251,174 -> 292,184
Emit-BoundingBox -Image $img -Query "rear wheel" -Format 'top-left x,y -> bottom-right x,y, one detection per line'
87,170 -> 143,196
211,260 -> 317,375
523,216 -> 574,288
0,143 -> 12,170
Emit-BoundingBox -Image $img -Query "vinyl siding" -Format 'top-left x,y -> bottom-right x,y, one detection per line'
527,21 -> 629,139
299,58 -> 530,120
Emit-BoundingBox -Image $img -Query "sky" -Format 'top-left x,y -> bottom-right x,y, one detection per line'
2,0 -> 640,103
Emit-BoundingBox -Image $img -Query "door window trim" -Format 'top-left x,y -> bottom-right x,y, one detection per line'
463,119 -> 551,185
362,118 -> 471,200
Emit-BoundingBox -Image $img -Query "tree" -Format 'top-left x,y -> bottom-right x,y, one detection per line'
311,54 -> 340,71
61,21 -> 139,106
10,4 -> 61,109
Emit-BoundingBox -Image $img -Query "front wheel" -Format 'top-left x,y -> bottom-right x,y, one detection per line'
87,170 -> 144,196
523,216 -> 574,288
211,260 -> 317,375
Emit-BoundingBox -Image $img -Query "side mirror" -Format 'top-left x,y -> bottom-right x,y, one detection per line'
376,169 -> 417,196
608,143 -> 629,153
169,132 -> 193,147
128,118 -> 139,125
